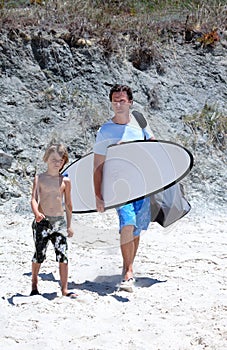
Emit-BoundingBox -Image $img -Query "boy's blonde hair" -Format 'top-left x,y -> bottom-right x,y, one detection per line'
43,143 -> 69,171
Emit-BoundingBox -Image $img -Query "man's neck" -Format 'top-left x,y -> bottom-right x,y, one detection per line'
112,113 -> 131,125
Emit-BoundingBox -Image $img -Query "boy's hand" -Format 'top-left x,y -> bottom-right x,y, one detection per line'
35,213 -> 45,222
67,226 -> 74,238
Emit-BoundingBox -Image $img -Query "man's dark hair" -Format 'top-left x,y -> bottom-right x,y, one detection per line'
109,84 -> 133,102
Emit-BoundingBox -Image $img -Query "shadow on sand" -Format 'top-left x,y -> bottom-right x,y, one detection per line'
7,272 -> 166,305
7,272 -> 60,305
72,275 -> 166,301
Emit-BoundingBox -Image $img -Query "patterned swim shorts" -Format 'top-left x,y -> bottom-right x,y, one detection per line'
116,197 -> 151,236
32,216 -> 68,264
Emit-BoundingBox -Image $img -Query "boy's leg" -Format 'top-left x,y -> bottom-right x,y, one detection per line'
31,219 -> 49,295
31,262 -> 41,294
51,233 -> 69,295
51,232 -> 77,298
59,262 -> 68,296
59,262 -> 78,298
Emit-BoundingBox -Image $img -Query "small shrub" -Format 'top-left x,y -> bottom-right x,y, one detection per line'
197,28 -> 220,47
183,104 -> 227,151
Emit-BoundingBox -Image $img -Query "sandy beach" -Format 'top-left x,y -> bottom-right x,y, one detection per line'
0,199 -> 226,350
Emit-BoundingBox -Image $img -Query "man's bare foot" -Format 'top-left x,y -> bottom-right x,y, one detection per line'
119,278 -> 135,293
123,271 -> 134,282
62,291 -> 78,299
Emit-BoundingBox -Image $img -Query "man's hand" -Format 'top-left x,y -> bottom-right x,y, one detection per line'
96,196 -> 105,213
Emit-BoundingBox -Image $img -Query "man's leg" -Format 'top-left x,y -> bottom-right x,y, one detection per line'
133,235 -> 140,262
120,225 -> 139,281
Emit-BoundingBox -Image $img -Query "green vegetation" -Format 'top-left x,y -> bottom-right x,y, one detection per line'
1,1 -> 225,72
0,1 -> 226,38
183,104 -> 227,151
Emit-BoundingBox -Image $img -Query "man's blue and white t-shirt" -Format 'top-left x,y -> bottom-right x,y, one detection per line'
93,115 -> 153,156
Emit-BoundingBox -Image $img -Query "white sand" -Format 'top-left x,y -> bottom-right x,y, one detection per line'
0,200 -> 226,350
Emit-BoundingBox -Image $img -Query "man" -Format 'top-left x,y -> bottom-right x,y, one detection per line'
93,84 -> 154,292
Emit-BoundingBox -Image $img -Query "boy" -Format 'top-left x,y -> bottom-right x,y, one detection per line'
30,143 -> 77,298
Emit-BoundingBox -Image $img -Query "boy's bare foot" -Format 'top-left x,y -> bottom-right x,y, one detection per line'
30,289 -> 40,296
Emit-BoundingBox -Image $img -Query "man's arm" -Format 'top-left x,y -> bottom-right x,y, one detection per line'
93,153 -> 106,212
64,177 -> 74,237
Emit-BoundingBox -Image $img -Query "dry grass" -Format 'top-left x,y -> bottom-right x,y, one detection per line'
183,104 -> 227,151
0,1 -> 225,73
1,1 -> 226,37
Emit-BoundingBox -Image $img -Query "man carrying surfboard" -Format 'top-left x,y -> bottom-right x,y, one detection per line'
93,84 -> 154,292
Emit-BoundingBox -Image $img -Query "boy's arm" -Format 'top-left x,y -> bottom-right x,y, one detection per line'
64,177 -> 74,237
31,175 -> 45,222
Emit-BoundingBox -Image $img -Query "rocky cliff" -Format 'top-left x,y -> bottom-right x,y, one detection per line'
0,24 -> 226,212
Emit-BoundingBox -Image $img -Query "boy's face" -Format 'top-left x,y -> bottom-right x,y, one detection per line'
47,151 -> 64,171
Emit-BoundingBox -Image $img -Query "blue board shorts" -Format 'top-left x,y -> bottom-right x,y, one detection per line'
116,197 -> 151,236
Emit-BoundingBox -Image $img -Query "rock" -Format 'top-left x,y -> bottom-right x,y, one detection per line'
221,40 -> 227,49
0,150 -> 13,169
222,31 -> 227,40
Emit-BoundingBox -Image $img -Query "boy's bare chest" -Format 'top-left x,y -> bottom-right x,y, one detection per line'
39,176 -> 63,196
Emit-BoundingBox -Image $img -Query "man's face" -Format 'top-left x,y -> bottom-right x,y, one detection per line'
111,91 -> 132,114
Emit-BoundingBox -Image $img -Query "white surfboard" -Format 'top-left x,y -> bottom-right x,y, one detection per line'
63,140 -> 193,213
